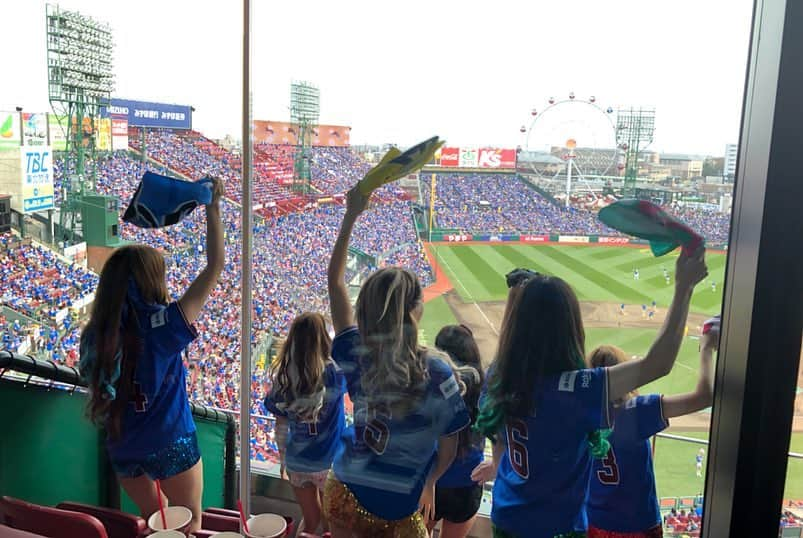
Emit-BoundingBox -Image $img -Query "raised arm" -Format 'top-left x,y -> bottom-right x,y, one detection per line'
178,178 -> 225,324
662,322 -> 718,418
328,187 -> 370,333
607,249 -> 708,402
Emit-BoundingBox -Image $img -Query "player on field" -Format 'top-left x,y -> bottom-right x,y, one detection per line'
324,186 -> 475,537
264,312 -> 347,536
696,448 -> 706,478
426,324 -> 486,538
80,178 -> 224,533
474,249 -> 707,538
585,320 -> 717,538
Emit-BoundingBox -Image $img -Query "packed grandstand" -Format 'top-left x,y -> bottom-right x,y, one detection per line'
1,126 -> 733,465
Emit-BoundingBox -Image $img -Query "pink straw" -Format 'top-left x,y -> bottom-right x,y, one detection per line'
155,480 -> 167,530
238,499 -> 250,534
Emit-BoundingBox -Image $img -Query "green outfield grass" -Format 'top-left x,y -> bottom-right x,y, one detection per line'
430,244 -> 726,315
419,294 -> 458,345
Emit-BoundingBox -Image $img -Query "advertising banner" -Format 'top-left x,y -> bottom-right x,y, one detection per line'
0,111 -> 21,151
63,242 -> 88,268
48,114 -> 68,151
112,116 -> 129,151
598,236 -> 630,245
477,148 -> 516,169
439,147 -> 459,167
252,120 -> 351,146
558,235 -> 590,243
95,118 -> 111,151
521,234 -> 549,243
444,233 -> 472,242
458,147 -> 478,168
21,113 -> 48,147
105,98 -> 192,130
20,146 -> 54,213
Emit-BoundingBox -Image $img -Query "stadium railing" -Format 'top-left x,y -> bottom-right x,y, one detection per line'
0,351 -> 236,512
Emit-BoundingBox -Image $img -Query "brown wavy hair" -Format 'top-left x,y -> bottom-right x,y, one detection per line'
355,267 -> 427,415
83,245 -> 169,439
269,312 -> 332,422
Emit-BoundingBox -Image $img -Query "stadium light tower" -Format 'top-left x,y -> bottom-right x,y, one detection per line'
615,108 -> 655,198
289,81 -> 320,194
46,4 -> 115,245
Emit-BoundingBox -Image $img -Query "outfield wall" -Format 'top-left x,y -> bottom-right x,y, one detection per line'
427,231 -> 728,251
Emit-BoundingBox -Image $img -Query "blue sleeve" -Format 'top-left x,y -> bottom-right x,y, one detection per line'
428,357 -> 470,436
145,302 -> 197,358
326,360 -> 348,397
263,389 -> 287,417
614,394 -> 668,442
331,327 -> 361,395
555,367 -> 611,430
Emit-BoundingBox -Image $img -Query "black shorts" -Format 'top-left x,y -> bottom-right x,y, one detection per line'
434,484 -> 483,523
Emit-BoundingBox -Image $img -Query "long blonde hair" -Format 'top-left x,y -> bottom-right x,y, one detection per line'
356,267 -> 427,414
269,312 -> 331,423
82,245 -> 169,439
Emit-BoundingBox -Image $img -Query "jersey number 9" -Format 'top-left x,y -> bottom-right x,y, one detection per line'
506,419 -> 529,479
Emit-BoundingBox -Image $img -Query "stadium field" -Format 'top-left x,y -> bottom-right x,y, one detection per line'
429,243 -> 726,313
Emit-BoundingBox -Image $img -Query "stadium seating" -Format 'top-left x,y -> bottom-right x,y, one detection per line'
0,497 -> 108,538
55,503 -> 145,538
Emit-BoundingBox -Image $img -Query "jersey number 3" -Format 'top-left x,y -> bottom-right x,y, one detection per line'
506,419 -> 529,479
597,448 -> 620,485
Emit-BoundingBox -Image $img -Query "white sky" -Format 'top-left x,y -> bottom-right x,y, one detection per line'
2,0 -> 753,155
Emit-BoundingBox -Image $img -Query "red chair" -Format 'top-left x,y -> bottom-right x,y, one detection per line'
56,502 -> 146,538
298,533 -> 331,538
204,508 -> 242,518
200,512 -> 240,532
0,497 -> 107,538
0,523 -> 48,537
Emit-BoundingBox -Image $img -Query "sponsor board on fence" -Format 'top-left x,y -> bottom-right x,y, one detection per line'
477,148 -> 516,169
459,147 -> 479,168
439,147 -> 459,167
253,120 -> 350,146
598,237 -> 630,244
104,98 -> 193,130
20,146 -> 54,213
558,235 -> 590,243
21,113 -> 48,147
445,233 -> 472,242
0,111 -> 21,151
521,234 -> 549,243
48,114 -> 68,151
64,241 -> 88,268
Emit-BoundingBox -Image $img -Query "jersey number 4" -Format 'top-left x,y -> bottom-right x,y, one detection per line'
597,448 -> 620,485
506,419 -> 529,479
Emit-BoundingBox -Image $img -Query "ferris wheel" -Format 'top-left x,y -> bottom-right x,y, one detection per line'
520,93 -> 620,206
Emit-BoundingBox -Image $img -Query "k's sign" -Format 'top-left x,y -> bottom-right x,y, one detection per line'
103,98 -> 192,130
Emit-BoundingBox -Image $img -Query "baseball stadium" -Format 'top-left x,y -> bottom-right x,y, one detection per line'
0,1 -> 801,538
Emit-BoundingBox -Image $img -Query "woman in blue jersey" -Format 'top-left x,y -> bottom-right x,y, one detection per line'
80,178 -> 224,533
265,312 -> 347,536
324,186 -> 473,538
585,321 -> 717,538
426,324 -> 486,538
474,249 -> 707,538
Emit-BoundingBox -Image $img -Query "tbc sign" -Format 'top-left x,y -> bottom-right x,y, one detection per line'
20,147 -> 54,212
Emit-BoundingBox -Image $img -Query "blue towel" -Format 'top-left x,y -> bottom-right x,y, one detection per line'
123,172 -> 213,228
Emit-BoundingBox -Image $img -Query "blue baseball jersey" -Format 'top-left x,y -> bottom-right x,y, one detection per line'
331,327 -> 470,520
437,437 -> 484,488
104,294 -> 198,462
587,394 -> 668,533
490,367 -> 611,538
264,360 -> 347,473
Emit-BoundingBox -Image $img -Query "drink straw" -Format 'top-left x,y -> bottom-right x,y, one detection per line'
237,499 -> 250,534
155,479 -> 167,529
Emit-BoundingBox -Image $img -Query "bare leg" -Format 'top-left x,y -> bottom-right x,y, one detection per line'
118,474 -> 167,521
439,516 -> 476,538
159,458 -> 204,533
293,483 -> 323,535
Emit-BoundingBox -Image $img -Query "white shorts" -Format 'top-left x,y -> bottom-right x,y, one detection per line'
288,469 -> 329,490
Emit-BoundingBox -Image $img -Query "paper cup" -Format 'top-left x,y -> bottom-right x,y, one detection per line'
244,513 -> 287,538
148,506 -> 193,533
149,532 -> 186,538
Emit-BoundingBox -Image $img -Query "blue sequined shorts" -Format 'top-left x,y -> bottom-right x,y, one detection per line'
112,432 -> 201,481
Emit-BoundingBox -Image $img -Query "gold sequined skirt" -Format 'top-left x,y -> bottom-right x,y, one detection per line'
322,472 -> 428,537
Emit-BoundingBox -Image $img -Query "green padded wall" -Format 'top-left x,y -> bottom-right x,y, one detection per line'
0,379 -> 105,506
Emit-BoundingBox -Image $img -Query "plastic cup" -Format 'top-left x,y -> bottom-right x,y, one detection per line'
148,505 -> 193,533
149,532 -> 186,538
244,513 -> 287,538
